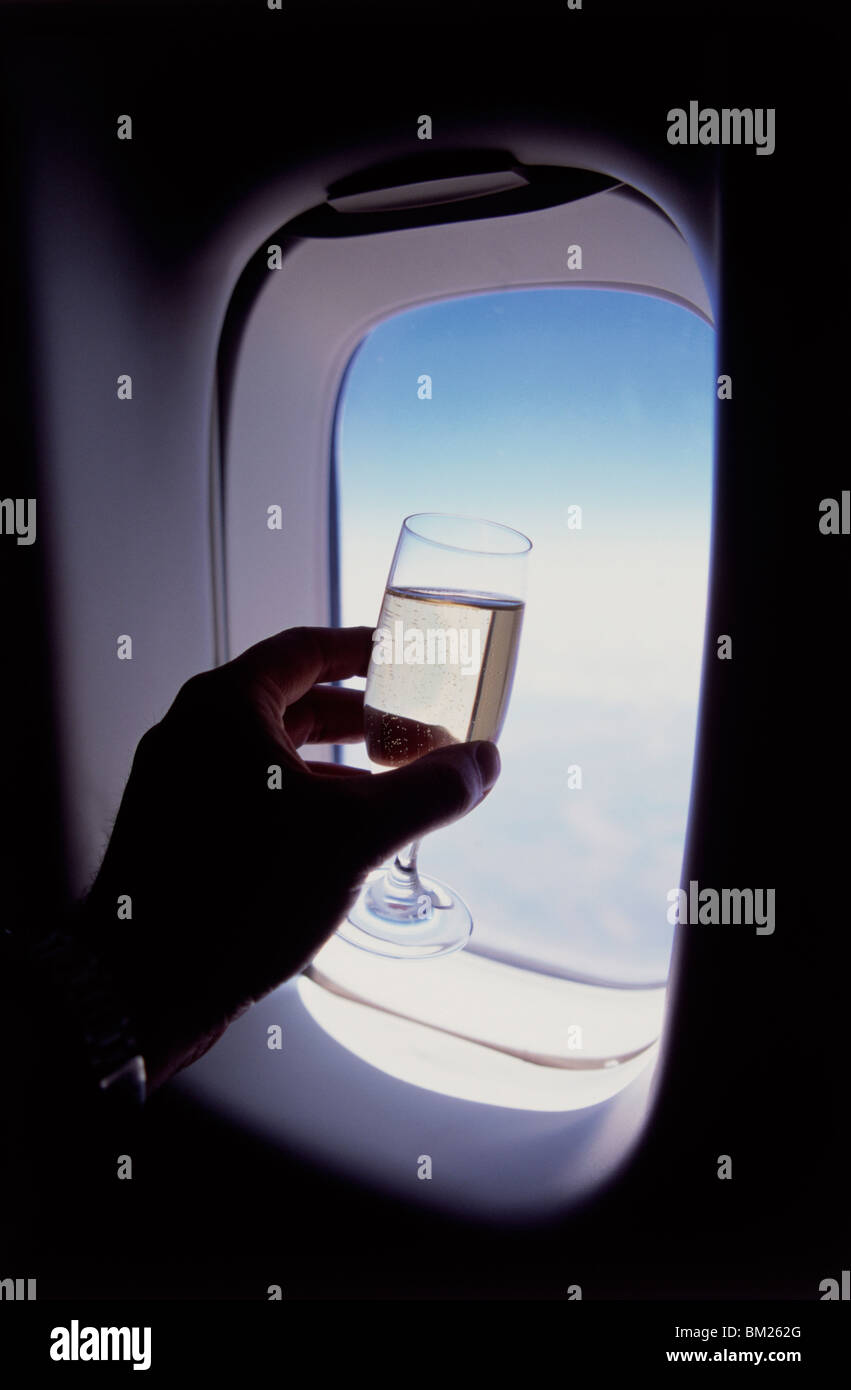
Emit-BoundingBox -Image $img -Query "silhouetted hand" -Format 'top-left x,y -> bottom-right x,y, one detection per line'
78,625 -> 500,1091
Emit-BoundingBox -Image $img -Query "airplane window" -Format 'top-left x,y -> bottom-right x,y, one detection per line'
333,287 -> 714,994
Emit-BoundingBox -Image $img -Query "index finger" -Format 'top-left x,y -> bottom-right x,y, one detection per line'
232,625 -> 375,708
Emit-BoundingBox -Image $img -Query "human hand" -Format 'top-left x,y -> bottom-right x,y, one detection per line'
79,625 -> 500,1091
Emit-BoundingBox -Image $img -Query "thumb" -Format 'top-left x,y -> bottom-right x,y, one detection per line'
342,740 -> 501,871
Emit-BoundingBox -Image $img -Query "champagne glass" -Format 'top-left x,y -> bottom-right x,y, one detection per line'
337,512 -> 531,959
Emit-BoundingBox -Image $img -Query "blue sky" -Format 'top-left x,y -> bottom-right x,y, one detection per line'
339,287 -> 712,534
335,287 -> 715,984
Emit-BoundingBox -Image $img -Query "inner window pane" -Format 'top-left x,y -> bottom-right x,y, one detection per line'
335,288 -> 714,986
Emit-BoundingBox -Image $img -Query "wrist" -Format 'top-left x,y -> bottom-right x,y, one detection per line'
75,889 -> 229,1093
2,912 -> 147,1112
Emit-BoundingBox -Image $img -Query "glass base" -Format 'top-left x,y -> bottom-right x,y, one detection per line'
337,868 -> 473,959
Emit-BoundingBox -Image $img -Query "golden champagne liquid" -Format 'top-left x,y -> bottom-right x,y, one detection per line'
364,585 -> 524,768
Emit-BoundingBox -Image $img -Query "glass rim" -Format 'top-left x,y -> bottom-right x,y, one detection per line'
401,512 -> 532,557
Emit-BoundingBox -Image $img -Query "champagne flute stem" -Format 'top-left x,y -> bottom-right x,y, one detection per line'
393,839 -> 422,878
364,838 -> 431,924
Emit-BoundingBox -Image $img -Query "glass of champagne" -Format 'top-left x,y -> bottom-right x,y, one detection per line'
337,512 -> 531,959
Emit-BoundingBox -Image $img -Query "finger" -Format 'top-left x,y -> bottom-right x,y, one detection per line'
303,761 -> 371,778
232,626 -> 375,711
336,741 -> 501,870
284,686 -> 365,746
